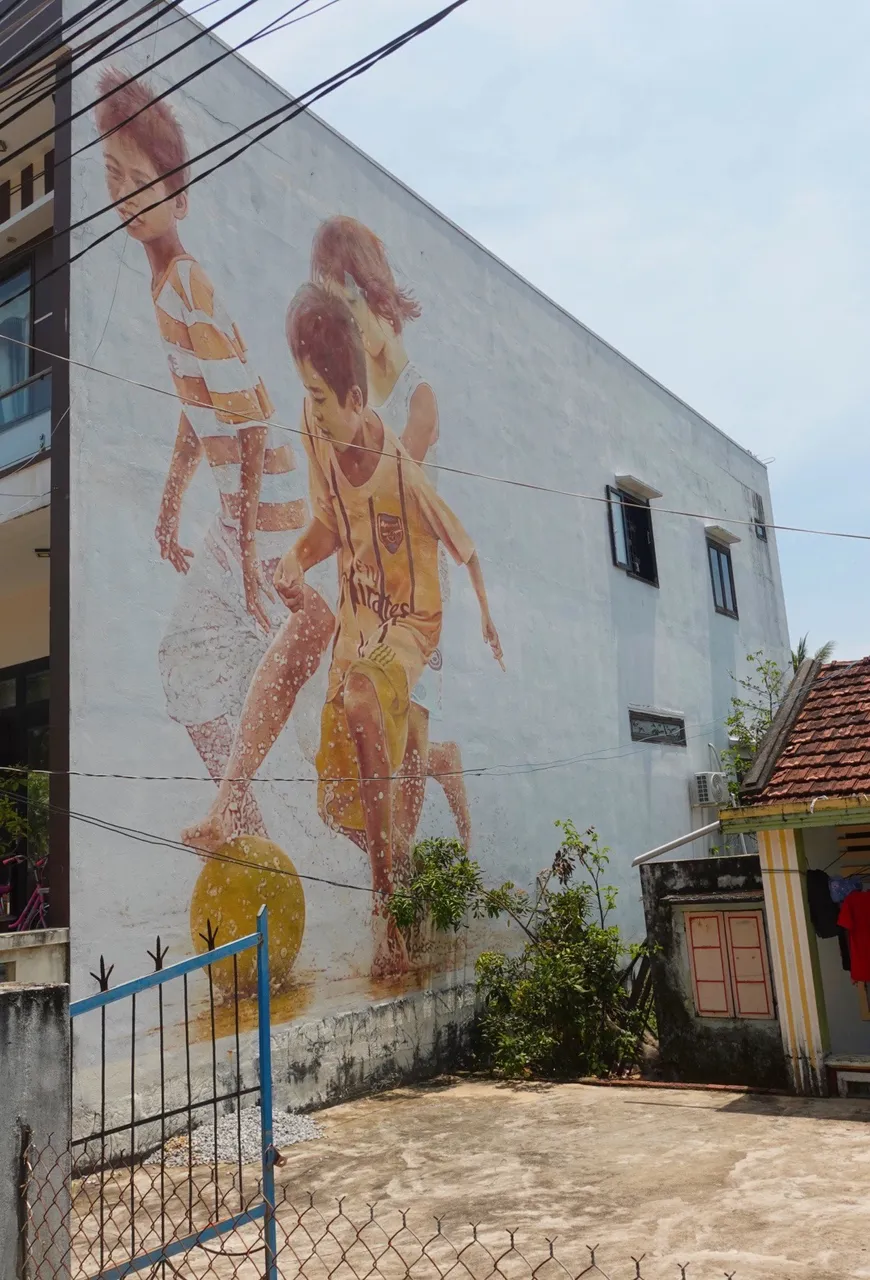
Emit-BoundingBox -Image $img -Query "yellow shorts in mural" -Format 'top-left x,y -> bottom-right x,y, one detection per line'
316,644 -> 411,834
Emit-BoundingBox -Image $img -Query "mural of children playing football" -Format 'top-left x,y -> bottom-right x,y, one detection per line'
279,284 -> 503,977
185,218 -> 481,879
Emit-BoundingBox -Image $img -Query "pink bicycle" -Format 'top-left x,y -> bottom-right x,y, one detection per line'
1,855 -> 48,931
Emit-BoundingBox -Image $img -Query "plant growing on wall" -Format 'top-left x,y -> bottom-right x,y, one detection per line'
389,822 -> 648,1079
721,652 -> 788,799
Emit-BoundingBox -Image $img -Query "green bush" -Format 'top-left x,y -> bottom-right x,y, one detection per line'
388,821 -> 648,1079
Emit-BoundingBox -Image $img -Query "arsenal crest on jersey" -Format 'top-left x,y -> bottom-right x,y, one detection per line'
377,512 -> 405,554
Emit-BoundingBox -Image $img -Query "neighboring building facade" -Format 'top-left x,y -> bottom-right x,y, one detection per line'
721,658 -> 870,1097
640,853 -> 788,1091
0,0 -> 790,1107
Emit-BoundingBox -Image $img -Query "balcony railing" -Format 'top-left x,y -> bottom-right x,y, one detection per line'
0,369 -> 51,472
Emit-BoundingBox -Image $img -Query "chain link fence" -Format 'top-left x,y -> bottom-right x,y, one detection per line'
16,1133 -> 742,1280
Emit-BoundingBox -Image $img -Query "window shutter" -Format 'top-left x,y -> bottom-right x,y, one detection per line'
686,912 -> 733,1017
607,486 -> 629,569
725,911 -> 773,1019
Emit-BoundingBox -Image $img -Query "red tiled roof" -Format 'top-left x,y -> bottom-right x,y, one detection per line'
749,658 -> 870,804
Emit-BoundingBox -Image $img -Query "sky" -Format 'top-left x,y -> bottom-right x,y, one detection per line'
206,0 -> 870,660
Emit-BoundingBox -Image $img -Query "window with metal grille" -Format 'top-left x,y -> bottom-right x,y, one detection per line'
685,909 -> 774,1020
707,538 -> 738,618
751,491 -> 768,541
607,486 -> 658,586
628,709 -> 686,747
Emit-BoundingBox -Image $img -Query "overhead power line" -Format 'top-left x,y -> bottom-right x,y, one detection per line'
0,0 -> 118,79
0,0 -> 272,157
0,780 -> 379,893
0,0 -> 472,315
1,0 -> 343,200
0,325 -> 864,546
2,720 -> 725,786
0,0 -> 177,114
0,0 -> 167,117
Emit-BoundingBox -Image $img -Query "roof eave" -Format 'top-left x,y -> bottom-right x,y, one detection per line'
720,794 -> 870,833
737,658 -> 821,803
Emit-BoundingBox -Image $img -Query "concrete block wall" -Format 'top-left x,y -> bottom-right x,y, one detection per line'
0,984 -> 71,1280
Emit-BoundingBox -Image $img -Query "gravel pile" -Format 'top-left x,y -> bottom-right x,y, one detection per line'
145,1107 -> 322,1167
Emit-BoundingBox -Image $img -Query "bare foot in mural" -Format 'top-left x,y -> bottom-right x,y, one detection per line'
371,912 -> 410,980
181,797 -> 239,855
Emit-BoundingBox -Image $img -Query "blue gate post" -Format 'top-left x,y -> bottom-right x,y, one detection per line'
257,906 -> 279,1280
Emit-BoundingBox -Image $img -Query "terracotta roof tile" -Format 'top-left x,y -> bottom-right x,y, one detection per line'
750,659 -> 870,805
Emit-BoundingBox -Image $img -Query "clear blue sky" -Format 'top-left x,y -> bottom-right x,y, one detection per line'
206,0 -> 870,660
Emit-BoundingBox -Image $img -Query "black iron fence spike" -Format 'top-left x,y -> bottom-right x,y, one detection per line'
146,936 -> 169,971
199,919 -> 220,950
89,956 -> 113,991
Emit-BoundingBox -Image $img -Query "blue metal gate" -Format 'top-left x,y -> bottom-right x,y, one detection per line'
69,905 -> 278,1278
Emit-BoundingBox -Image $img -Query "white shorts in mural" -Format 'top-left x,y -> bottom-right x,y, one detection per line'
409,545 -> 449,721
410,652 -> 443,720
158,516 -> 290,727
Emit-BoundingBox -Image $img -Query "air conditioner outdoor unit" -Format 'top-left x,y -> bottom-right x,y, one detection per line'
690,771 -> 730,808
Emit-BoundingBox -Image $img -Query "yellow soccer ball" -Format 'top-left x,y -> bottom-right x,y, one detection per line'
189,835 -> 305,1000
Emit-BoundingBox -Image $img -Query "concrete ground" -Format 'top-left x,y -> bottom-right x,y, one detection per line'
273,1078 -> 870,1280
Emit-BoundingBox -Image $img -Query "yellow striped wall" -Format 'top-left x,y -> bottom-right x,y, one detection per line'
758,829 -> 828,1094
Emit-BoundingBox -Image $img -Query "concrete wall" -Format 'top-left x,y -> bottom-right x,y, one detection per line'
64,0 -> 789,1109
0,929 -> 68,984
0,984 -> 70,1280
0,585 -> 49,670
0,465 -> 50,670
802,826 -> 870,1058
641,856 -> 788,1090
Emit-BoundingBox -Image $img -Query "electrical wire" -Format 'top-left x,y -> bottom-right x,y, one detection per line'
2,0 -> 465,253
0,0 -> 159,118
0,0 -> 260,148
5,719 -> 725,786
0,0 -> 468,312
0,487 -> 51,518
0,0 -> 254,121
0,0 -> 107,72
4,11 -> 855,543
0,326 -> 863,546
0,0 -> 143,99
0,779 -> 380,892
1,0 -> 344,201
0,0 -> 55,60
74,0 -> 322,161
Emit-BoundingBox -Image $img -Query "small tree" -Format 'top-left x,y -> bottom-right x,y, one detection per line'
721,652 -> 788,799
0,768 -> 49,867
389,823 -> 648,1079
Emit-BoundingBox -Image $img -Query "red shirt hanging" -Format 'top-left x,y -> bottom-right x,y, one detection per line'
838,890 -> 870,982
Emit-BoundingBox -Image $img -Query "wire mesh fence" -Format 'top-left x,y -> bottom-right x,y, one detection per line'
18,1134 -> 742,1280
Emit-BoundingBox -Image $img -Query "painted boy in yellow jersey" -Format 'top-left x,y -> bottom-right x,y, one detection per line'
278,285 -> 503,978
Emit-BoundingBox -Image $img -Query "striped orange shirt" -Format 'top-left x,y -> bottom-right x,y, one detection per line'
152,255 -> 306,556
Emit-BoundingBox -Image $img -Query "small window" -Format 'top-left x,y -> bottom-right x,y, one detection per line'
685,909 -> 774,1020
628,709 -> 686,747
707,539 -> 738,618
0,259 -> 33,425
752,491 -> 768,541
607,486 -> 658,586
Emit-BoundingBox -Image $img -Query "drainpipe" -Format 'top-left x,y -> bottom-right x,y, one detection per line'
631,820 -> 721,868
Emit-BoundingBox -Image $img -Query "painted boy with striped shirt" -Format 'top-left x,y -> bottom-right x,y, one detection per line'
95,72 -> 334,828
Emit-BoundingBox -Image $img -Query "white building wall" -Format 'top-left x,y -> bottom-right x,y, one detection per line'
64,4 -> 790,1106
